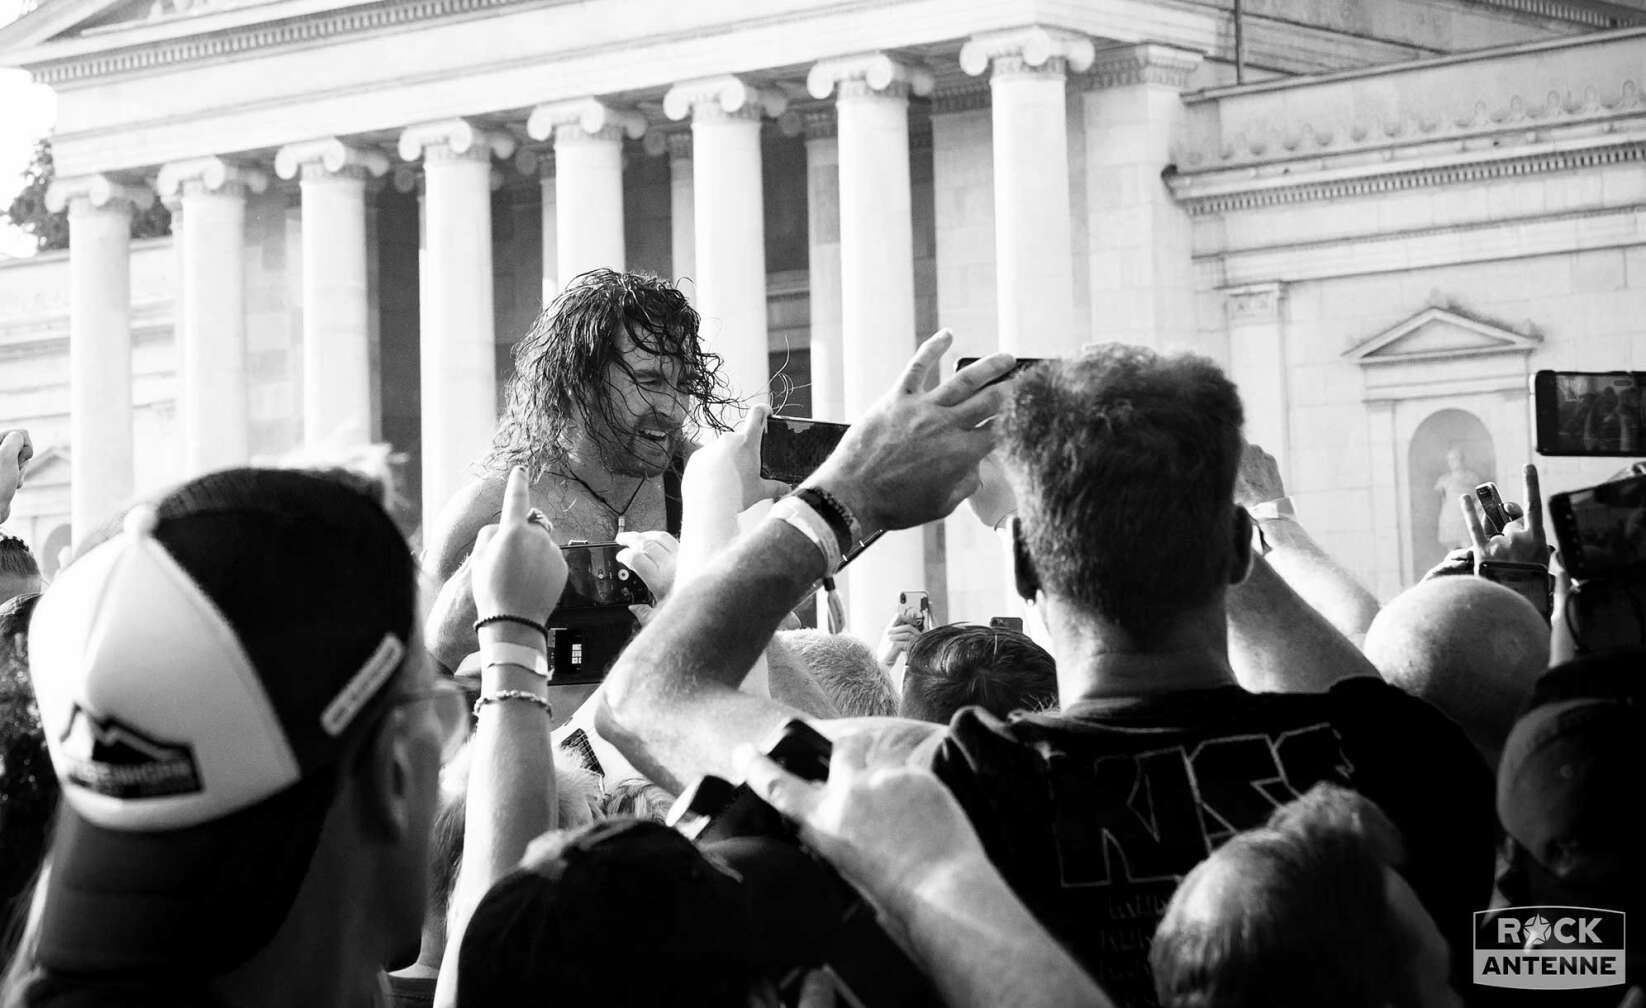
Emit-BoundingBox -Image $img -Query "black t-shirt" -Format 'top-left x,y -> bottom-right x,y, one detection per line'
927,676 -> 1497,1008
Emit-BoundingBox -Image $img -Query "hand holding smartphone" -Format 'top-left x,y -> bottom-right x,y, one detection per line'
759,416 -> 851,486
1473,482 -> 1512,536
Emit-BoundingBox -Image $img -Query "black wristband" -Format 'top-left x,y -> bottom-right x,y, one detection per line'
794,487 -> 854,556
473,614 -> 549,640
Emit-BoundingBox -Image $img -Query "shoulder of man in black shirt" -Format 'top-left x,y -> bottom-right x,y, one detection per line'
924,677 -> 1496,1007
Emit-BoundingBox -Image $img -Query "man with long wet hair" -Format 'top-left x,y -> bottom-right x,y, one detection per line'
423,269 -> 737,672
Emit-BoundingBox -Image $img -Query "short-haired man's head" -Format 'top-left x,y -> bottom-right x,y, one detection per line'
778,629 -> 895,718
0,535 -> 40,606
900,624 -> 1057,724
1364,577 -> 1548,767
1152,784 -> 1427,1008
1003,345 -> 1245,644
489,269 -> 733,473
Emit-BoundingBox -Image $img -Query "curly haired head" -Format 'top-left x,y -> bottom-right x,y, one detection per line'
486,270 -> 737,475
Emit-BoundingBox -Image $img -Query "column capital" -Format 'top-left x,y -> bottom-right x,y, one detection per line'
155,156 -> 270,201
807,52 -> 934,102
1224,282 -> 1285,326
391,166 -> 421,194
527,98 -> 648,144
960,26 -> 1095,79
1086,43 -> 1203,91
274,138 -> 392,182
45,173 -> 154,214
663,75 -> 787,123
666,131 -> 693,159
398,118 -> 517,164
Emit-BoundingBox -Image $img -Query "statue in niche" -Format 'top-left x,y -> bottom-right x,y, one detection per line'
1434,446 -> 1483,550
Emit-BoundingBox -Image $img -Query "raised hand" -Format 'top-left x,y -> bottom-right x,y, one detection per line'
877,615 -> 924,668
0,429 -> 33,526
1462,464 -> 1547,571
616,530 -> 679,601
1234,442 -> 1287,509
737,732 -> 989,904
470,465 -> 568,624
683,404 -> 790,514
810,331 -> 1014,538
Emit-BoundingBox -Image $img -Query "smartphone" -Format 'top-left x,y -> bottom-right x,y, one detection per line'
1548,472 -> 1646,580
548,543 -> 653,684
557,542 -> 653,611
1474,482 -> 1512,536
1533,370 -> 1646,457
760,416 -> 850,486
957,356 -> 1047,390
898,589 -> 932,632
988,616 -> 1024,633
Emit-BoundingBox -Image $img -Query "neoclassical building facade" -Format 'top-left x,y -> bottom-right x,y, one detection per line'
1,0 -> 1644,630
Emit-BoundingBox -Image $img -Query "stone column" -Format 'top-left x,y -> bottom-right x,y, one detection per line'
809,53 -> 934,636
513,146 -> 560,306
802,109 -> 842,424
274,139 -> 390,448
1225,283 -> 1290,473
666,132 -> 696,283
155,156 -> 268,475
528,98 -> 645,285
45,176 -> 150,544
664,75 -> 787,408
399,119 -> 516,524
960,26 -> 1093,357
1083,43 -> 1204,349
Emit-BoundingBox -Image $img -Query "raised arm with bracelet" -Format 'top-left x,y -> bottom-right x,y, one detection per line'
597,331 -> 1012,791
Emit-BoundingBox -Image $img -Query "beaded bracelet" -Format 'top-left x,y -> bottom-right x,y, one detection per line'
472,690 -> 553,718
474,614 -> 549,640
794,486 -> 857,556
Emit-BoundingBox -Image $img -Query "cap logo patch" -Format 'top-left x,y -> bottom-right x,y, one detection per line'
320,634 -> 406,737
58,704 -> 203,799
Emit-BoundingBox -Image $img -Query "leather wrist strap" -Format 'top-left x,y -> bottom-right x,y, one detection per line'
796,486 -> 859,555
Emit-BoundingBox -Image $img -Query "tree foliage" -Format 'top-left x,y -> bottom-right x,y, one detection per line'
3,138 -> 171,253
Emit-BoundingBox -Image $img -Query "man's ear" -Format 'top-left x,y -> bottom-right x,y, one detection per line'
1011,517 -> 1040,602
1230,506 -> 1255,585
358,709 -> 419,843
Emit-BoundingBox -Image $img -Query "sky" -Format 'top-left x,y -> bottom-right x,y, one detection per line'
0,0 -> 61,258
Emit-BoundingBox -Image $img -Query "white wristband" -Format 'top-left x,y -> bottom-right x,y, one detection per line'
770,497 -> 842,574
476,640 -> 551,681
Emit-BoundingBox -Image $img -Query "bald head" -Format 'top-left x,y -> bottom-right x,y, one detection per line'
1363,577 -> 1549,767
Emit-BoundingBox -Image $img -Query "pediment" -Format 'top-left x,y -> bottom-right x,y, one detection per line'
21,445 -> 69,486
0,0 -> 339,55
1344,306 -> 1540,366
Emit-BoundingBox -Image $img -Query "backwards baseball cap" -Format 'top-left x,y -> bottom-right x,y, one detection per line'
27,468 -> 418,976
457,818 -> 854,1007
1497,648 -> 1645,894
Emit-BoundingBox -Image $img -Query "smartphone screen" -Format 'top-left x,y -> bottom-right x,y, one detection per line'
1549,472 -> 1646,579
1533,370 -> 1646,457
898,589 -> 931,632
988,616 -> 1024,633
556,543 -> 653,611
956,356 -> 1047,390
760,416 -> 850,486
1474,482 -> 1511,535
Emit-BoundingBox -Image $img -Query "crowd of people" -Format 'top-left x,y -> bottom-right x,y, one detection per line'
0,269 -> 1642,1007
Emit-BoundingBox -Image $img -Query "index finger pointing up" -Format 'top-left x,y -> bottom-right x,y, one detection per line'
500,465 -> 531,527
896,330 -> 955,396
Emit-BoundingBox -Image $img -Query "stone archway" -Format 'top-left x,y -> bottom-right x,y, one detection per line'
1408,409 -> 1495,578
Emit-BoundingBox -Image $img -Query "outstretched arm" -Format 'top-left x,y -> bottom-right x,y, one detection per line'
598,332 -> 1012,792
1228,553 -> 1379,693
1237,444 -> 1380,644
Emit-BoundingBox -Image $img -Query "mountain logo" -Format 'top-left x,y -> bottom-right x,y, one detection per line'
58,704 -> 203,799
